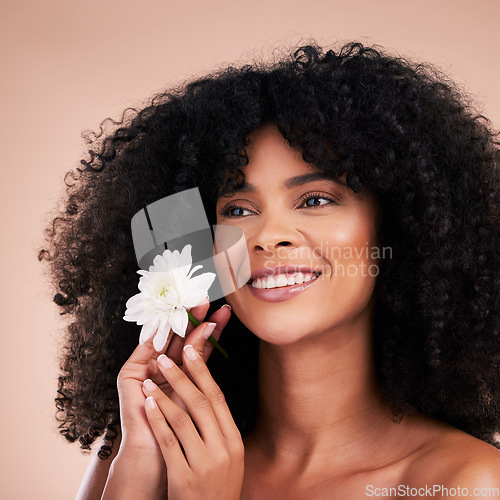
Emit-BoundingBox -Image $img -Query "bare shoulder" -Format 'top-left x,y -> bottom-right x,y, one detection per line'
403,418 -> 500,495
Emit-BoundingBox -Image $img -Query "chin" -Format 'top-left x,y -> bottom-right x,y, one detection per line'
226,285 -> 322,342
234,307 -> 318,345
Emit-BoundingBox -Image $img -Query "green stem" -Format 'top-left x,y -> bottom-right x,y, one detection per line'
187,310 -> 229,359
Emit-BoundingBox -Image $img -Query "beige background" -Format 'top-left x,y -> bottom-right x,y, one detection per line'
1,0 -> 499,498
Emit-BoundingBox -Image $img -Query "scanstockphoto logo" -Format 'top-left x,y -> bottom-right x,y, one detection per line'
263,242 -> 393,278
366,484 -> 500,497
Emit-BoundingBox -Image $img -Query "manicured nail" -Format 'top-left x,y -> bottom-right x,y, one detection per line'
146,396 -> 156,409
157,354 -> 174,369
183,344 -> 198,360
202,322 -> 217,339
221,304 -> 231,311
143,379 -> 156,392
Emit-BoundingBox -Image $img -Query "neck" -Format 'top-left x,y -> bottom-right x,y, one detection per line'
247,315 -> 410,473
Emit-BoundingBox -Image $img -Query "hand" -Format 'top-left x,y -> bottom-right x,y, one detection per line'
142,335 -> 244,500
111,302 -> 232,494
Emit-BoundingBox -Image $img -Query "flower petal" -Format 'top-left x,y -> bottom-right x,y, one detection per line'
179,244 -> 193,268
135,308 -> 157,325
152,254 -> 168,272
153,326 -> 170,351
124,311 -> 142,322
182,289 -> 209,308
125,293 -> 143,308
158,315 -> 172,332
139,320 -> 159,345
170,245 -> 193,277
125,244 -> 218,348
187,264 -> 204,279
186,272 -> 216,292
166,249 -> 180,272
170,308 -> 188,337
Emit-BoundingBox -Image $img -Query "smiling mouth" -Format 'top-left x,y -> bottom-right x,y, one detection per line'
248,271 -> 321,289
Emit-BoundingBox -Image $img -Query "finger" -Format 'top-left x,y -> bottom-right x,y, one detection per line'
156,353 -> 225,446
143,377 -> 205,466
126,327 -> 175,366
152,329 -> 175,356
144,395 -> 192,475
126,335 -> 158,365
201,304 -> 231,361
181,304 -> 231,363
182,344 -> 240,442
123,334 -> 175,392
166,298 -> 210,364
117,335 -> 177,401
148,301 -> 215,384
187,296 -> 211,325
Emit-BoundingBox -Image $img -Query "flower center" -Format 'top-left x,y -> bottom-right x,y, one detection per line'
159,287 -> 169,297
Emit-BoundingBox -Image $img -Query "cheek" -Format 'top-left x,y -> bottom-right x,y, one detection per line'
317,212 -> 379,304
212,223 -> 251,295
313,212 -> 378,267
330,207 -> 377,244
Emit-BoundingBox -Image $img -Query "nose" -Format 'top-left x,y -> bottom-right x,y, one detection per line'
248,212 -> 303,255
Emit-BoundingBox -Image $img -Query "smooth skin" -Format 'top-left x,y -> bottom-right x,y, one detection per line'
142,343 -> 244,499
79,125 -> 499,499
77,300 -> 235,500
216,125 -> 500,499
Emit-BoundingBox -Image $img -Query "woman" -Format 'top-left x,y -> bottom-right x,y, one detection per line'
40,42 -> 500,498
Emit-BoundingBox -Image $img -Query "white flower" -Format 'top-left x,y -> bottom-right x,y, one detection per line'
123,244 -> 216,351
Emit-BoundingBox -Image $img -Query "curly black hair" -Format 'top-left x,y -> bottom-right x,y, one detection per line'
39,41 -> 500,458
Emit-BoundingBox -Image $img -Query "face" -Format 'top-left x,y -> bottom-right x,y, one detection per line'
215,125 -> 380,346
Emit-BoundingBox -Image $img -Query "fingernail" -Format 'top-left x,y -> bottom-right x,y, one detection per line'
221,304 -> 231,311
183,344 -> 198,361
143,379 -> 156,392
146,396 -> 157,409
202,322 -> 217,339
157,354 -> 174,369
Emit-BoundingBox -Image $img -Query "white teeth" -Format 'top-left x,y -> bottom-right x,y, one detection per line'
266,276 -> 276,288
251,272 -> 318,289
276,275 -> 288,287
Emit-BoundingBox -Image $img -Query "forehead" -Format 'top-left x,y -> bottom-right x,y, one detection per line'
245,124 -> 310,177
217,124 -> 356,199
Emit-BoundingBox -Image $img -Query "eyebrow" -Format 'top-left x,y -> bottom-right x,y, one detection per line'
284,172 -> 347,189
222,172 -> 346,195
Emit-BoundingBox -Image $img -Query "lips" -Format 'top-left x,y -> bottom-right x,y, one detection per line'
252,272 -> 319,289
243,266 -> 324,302
248,265 -> 322,284
246,266 -> 322,302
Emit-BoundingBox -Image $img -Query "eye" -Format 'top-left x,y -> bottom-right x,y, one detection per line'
217,203 -> 256,218
298,193 -> 337,208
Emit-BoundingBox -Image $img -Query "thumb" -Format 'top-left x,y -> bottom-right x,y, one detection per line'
126,334 -> 160,365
